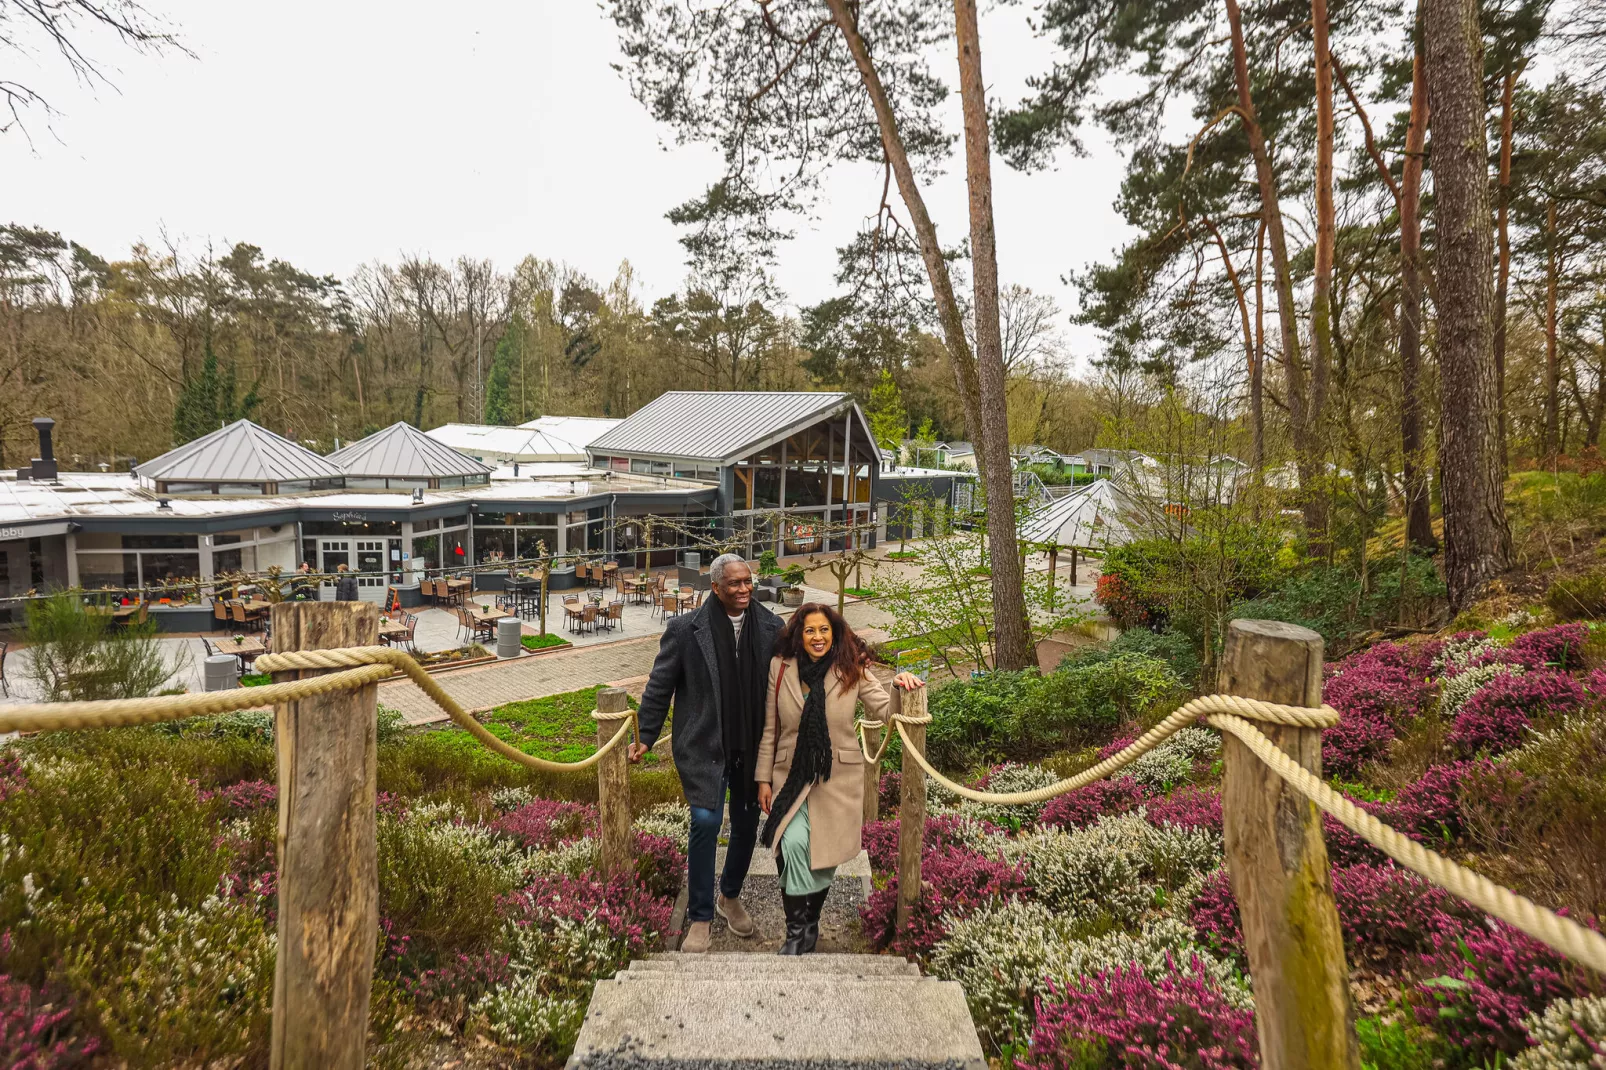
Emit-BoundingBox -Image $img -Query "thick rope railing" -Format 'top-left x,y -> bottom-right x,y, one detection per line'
0,647 -> 637,773
875,695 -> 1606,976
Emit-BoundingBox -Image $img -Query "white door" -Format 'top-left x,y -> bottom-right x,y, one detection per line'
354,540 -> 387,603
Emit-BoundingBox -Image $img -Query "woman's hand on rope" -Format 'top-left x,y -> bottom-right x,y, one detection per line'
891,671 -> 925,691
757,782 -> 773,814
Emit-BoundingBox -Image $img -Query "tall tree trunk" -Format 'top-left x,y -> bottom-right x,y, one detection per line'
1544,199 -> 1561,460
1205,215 -> 1262,474
953,0 -> 1034,670
1399,12 -> 1437,552
823,0 -> 1030,665
1226,0 -> 1321,540
1493,60 -> 1523,472
1590,317 -> 1606,448
1308,0 -> 1336,554
1253,217 -> 1267,480
1425,0 -> 1513,606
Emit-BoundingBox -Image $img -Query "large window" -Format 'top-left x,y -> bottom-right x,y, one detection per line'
472,512 -> 558,565
76,532 -> 201,591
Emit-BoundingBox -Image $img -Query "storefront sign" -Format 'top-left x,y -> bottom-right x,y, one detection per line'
331,511 -> 368,522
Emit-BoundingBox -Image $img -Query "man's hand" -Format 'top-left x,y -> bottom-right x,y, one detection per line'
627,742 -> 648,764
757,782 -> 773,814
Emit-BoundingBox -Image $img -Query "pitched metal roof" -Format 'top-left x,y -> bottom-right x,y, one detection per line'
1019,478 -> 1143,549
328,422 -> 493,479
515,414 -> 623,449
424,423 -> 591,462
587,392 -> 872,464
136,420 -> 345,484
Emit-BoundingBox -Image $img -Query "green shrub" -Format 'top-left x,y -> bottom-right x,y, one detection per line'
1107,628 -> 1203,688
23,592 -> 185,700
521,633 -> 571,651
1355,1016 -> 1437,1070
1230,555 -> 1445,649
1021,653 -> 1187,753
377,812 -> 529,956
1546,569 -> 1606,620
918,669 -> 1041,770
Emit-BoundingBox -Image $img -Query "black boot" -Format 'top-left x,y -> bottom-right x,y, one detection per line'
777,891 -> 810,955
800,888 -> 828,954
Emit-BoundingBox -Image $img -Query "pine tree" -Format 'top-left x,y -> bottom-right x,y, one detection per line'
172,339 -> 261,446
484,316 -> 528,425
867,368 -> 909,451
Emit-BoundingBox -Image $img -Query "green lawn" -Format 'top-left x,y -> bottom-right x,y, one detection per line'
476,685 -> 665,766
521,632 -> 571,652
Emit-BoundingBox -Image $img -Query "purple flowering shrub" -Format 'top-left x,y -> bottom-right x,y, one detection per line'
1145,786 -> 1223,833
1320,643 -> 1441,778
1384,762 -> 1480,842
862,814 -> 1003,873
1450,671 -> 1585,756
491,799 -> 597,849
1495,623 -> 1589,672
1039,777 -> 1150,831
630,831 -> 685,900
200,779 -> 277,815
861,846 -> 1029,959
1321,805 -> 1398,868
1329,865 -> 1480,966
0,752 -> 27,807
503,871 -> 674,964
1588,667 -> 1606,697
877,771 -> 902,813
398,947 -> 512,1010
1189,870 -> 1243,954
1413,917 -> 1603,1060
1018,958 -> 1259,1070
0,961 -> 100,1070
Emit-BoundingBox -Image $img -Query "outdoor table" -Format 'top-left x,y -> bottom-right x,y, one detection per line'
218,635 -> 267,671
89,604 -> 141,621
563,602 -> 586,633
377,621 -> 410,645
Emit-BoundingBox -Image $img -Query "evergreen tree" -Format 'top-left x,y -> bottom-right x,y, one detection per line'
171,339 -> 261,446
867,368 -> 909,451
484,315 -> 528,425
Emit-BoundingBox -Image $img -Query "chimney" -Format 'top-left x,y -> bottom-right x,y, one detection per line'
20,417 -> 57,481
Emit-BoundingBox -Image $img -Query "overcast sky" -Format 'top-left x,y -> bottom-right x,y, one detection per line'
4,2 -> 1135,366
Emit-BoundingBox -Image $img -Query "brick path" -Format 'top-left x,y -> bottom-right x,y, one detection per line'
378,635 -> 662,724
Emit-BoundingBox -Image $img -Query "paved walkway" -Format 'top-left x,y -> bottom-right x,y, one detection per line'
378,634 -> 664,724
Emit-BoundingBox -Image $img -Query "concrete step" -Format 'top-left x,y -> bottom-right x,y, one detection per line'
567,975 -> 986,1069
628,953 -> 920,978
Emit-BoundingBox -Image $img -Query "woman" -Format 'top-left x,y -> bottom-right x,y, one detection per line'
755,603 -> 924,955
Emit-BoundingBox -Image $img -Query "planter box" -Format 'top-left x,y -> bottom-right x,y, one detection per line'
757,575 -> 784,589
781,587 -> 805,608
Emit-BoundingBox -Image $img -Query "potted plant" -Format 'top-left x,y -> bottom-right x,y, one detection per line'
757,550 -> 783,589
780,564 -> 807,607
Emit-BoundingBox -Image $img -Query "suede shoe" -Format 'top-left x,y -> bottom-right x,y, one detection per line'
681,920 -> 712,954
716,894 -> 757,938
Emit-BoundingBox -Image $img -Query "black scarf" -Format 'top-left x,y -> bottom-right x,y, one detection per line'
760,651 -> 834,847
709,601 -> 765,801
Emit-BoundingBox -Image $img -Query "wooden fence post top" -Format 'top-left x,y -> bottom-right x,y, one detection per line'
595,687 -> 630,714
1219,619 -> 1323,706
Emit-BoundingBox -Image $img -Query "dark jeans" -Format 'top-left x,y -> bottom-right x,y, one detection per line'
686,763 -> 761,923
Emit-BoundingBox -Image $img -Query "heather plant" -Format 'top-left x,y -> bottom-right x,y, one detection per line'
1188,869 -> 1243,955
491,799 -> 597,849
489,786 -> 535,813
632,801 -> 691,853
1414,919 -> 1603,1063
1451,671 -> 1586,756
1440,661 -> 1525,716
861,813 -> 1004,873
57,893 -> 275,1066
1125,727 -> 1219,791
0,964 -> 99,1069
472,977 -> 584,1059
1385,762 -> 1481,843
1003,813 -> 1222,928
1435,632 -> 1497,674
1039,776 -> 1150,831
861,845 -> 1030,959
376,814 -> 532,957
1329,865 -> 1481,968
1144,786 -> 1223,833
1512,995 -> 1606,1069
959,762 -> 1065,827
199,779 -> 276,816
1496,623 -> 1590,672
931,900 -> 1248,1050
1018,957 -> 1260,1070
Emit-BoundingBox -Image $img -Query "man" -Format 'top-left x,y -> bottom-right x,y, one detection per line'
334,563 -> 360,602
631,553 -> 782,952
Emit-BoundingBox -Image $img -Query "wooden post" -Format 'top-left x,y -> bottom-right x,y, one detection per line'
895,686 -> 928,934
1046,547 -> 1058,613
1070,547 -> 1079,586
1219,619 -> 1359,1070
268,601 -> 379,1070
595,686 -> 633,876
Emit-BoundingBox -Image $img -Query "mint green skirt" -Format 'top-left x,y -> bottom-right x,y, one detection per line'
778,800 -> 836,896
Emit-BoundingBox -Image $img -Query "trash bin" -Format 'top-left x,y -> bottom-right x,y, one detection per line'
683,551 -> 700,570
496,617 -> 523,659
203,654 -> 239,691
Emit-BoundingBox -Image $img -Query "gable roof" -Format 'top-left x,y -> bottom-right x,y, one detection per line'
587,392 -> 875,464
424,423 -> 591,462
136,420 -> 345,484
328,422 -> 493,479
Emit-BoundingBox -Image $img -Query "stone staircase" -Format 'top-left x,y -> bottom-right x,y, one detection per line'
566,953 -> 987,1069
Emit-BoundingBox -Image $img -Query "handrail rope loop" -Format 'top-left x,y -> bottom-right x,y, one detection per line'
0,647 -> 636,774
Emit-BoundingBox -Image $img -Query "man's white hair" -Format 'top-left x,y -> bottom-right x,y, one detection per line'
708,553 -> 748,585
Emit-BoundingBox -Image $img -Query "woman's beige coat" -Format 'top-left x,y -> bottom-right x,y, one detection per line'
755,654 -> 892,870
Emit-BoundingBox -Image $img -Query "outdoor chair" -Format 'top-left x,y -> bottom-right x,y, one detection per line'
213,600 -> 229,630
230,602 -> 259,633
575,563 -> 589,586
604,600 -> 624,632
419,579 -> 436,606
404,614 -> 419,653
581,603 -> 599,634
